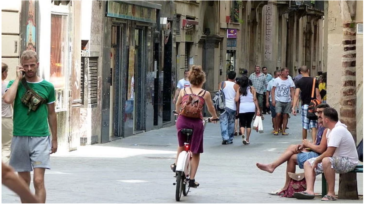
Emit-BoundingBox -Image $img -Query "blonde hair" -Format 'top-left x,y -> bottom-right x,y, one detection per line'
20,50 -> 38,64
188,65 -> 206,86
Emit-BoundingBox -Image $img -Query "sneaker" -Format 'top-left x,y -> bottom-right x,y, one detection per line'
222,140 -> 228,145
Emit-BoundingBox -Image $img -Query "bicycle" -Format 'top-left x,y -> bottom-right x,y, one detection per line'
172,111 -> 218,201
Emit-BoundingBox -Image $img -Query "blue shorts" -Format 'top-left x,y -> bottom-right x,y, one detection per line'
297,151 -> 319,169
269,101 -> 276,118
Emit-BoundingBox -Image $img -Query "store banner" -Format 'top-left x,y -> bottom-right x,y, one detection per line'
227,29 -> 237,39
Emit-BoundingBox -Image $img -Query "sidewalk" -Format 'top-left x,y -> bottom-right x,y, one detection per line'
2,112 -> 363,203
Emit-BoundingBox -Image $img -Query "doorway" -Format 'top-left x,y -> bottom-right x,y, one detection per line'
162,25 -> 172,122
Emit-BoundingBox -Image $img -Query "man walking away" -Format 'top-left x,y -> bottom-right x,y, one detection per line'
266,70 -> 281,133
271,68 -> 295,135
293,68 -> 303,113
219,71 -> 239,145
3,50 -> 58,203
173,69 -> 190,104
292,65 -> 321,142
2,63 -> 13,164
249,66 -> 267,116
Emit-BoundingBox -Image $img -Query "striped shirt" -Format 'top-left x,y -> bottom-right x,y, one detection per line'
249,72 -> 267,94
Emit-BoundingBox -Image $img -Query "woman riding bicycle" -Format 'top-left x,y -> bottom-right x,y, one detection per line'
171,65 -> 219,188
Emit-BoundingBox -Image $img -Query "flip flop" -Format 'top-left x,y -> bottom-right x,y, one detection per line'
293,191 -> 315,199
282,132 -> 289,136
268,189 -> 283,195
273,131 -> 279,136
321,195 -> 337,201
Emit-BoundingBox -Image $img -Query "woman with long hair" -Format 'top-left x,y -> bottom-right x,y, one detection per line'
235,76 -> 260,144
171,65 -> 219,188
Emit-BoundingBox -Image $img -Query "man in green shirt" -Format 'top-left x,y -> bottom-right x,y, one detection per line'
3,50 -> 57,203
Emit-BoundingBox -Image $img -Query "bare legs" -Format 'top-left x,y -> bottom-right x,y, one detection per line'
282,114 -> 288,133
302,161 -> 316,195
256,145 -> 298,173
274,113 -> 281,132
190,153 -> 200,180
322,158 -> 336,197
302,128 -> 307,140
282,154 -> 298,190
18,168 -> 46,203
311,127 -> 317,143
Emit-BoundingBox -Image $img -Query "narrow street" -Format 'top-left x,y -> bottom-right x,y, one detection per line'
2,113 -> 363,203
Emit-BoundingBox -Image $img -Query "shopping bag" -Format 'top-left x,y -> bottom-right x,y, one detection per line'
252,116 -> 259,130
258,116 -> 264,133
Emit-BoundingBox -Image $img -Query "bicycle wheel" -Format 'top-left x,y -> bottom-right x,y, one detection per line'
175,171 -> 183,201
183,164 -> 190,196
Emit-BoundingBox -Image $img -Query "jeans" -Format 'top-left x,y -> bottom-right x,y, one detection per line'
219,108 -> 236,142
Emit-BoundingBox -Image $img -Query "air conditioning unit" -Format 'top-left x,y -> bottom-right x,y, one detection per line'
357,23 -> 363,35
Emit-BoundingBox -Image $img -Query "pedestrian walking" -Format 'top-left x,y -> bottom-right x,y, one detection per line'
292,65 -> 321,141
219,71 -> 239,145
234,77 -> 242,136
266,70 -> 281,133
173,69 -> 190,104
2,63 -> 13,164
249,66 -> 267,117
262,67 -> 272,114
235,76 -> 260,145
3,50 -> 58,203
271,68 -> 295,135
293,68 -> 303,113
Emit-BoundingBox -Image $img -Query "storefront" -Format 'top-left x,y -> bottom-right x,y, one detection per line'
101,1 -> 161,140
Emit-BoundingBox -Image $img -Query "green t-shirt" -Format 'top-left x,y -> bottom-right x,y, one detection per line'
7,79 -> 56,137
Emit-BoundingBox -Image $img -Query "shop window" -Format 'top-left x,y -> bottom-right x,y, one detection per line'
50,14 -> 68,110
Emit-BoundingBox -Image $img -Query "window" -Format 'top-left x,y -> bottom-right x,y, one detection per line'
50,14 -> 68,110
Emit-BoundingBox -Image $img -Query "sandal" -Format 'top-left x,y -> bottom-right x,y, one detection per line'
170,163 -> 176,172
243,140 -> 250,145
321,194 -> 337,201
282,132 -> 289,136
273,131 -> 279,136
189,179 -> 199,188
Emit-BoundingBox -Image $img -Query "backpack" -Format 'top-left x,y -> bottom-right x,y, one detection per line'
307,78 -> 321,120
179,87 -> 206,119
213,81 -> 226,113
278,172 -> 306,198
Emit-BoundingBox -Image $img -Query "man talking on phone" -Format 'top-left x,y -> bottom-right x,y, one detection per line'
3,50 -> 57,203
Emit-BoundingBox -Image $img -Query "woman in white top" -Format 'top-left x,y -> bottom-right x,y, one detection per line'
235,76 -> 260,144
2,63 -> 13,163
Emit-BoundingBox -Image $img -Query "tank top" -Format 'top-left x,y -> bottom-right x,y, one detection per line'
223,81 -> 236,110
315,126 -> 326,146
239,87 -> 255,113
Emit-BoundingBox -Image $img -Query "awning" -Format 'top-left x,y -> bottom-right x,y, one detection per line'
182,19 -> 199,27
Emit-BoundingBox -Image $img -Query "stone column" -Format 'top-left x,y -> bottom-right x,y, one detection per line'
262,2 -> 277,73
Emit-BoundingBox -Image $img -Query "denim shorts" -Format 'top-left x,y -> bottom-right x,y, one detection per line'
269,101 -> 276,118
297,151 -> 319,169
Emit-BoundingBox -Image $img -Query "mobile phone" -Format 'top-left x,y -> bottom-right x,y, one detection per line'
22,71 -> 25,76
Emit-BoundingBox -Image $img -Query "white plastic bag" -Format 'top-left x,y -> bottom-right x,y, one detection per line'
252,116 -> 259,130
258,116 -> 264,133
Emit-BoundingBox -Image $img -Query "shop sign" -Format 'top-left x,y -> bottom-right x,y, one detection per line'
107,1 -> 156,23
227,29 -> 237,39
227,39 -> 237,49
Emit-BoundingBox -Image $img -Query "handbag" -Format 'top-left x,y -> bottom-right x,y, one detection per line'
278,172 -> 307,198
20,78 -> 46,115
307,78 -> 321,120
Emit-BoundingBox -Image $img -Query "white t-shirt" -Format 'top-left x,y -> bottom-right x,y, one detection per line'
273,77 -> 295,102
2,81 -> 12,118
177,78 -> 190,89
327,122 -> 359,164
